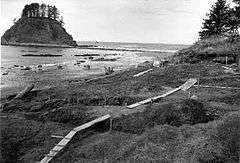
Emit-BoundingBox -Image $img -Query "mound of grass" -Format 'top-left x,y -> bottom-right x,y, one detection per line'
174,36 -> 240,63
211,92 -> 240,105
39,105 -> 90,125
52,111 -> 240,162
113,99 -> 217,134
0,118 -> 71,162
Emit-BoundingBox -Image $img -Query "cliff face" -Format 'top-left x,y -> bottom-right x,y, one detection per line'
1,17 -> 77,46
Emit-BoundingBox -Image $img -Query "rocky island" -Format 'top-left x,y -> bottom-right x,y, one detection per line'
1,3 -> 77,47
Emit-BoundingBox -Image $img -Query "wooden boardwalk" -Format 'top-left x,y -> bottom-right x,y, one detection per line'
39,114 -> 111,163
127,78 -> 197,109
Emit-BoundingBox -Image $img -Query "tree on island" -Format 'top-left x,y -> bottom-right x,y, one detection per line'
21,3 -> 63,25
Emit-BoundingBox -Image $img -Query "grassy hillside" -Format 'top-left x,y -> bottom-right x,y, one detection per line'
173,36 -> 240,63
1,61 -> 240,162
1,17 -> 77,46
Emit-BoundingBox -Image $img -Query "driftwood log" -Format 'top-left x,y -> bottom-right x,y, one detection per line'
14,84 -> 34,99
133,69 -> 153,77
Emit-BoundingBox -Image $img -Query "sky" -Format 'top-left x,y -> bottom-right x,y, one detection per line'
1,0 -> 217,44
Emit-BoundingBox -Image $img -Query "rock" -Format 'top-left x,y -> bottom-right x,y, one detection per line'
190,95 -> 198,100
83,65 -> 91,70
21,66 -> 31,70
2,71 -> 9,75
57,65 -> 63,69
1,17 -> 77,46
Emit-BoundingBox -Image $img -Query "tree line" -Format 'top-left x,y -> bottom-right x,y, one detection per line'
21,3 -> 64,26
199,0 -> 240,39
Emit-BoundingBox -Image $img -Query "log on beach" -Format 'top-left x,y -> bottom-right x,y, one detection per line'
22,53 -> 62,57
74,53 -> 100,57
15,84 -> 34,99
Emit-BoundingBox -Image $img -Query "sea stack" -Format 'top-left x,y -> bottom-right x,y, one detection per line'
1,3 -> 77,47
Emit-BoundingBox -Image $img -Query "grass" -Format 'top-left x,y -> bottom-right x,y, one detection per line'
51,110 -> 240,162
173,36 -> 240,63
1,60 -> 240,162
112,99 -> 217,134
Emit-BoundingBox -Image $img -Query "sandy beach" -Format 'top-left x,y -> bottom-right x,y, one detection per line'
1,43 -> 178,98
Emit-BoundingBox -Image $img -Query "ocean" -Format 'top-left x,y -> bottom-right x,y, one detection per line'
0,42 -> 189,96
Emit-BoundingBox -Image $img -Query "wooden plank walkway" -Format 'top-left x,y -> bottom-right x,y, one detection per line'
39,114 -> 111,163
127,78 -> 197,109
194,85 -> 240,90
133,69 -> 153,77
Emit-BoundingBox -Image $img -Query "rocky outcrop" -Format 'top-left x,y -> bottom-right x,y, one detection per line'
1,17 -> 77,47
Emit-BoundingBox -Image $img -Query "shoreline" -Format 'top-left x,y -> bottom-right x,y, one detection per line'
1,43 -> 75,48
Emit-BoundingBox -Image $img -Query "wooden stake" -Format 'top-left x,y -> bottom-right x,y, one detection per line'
109,118 -> 113,132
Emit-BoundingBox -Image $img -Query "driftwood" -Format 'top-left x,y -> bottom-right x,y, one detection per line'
39,114 -> 111,163
51,135 -> 64,139
14,84 -> 34,99
133,69 -> 153,77
127,78 -> 197,109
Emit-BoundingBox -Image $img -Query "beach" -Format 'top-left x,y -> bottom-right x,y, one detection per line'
1,42 -> 184,97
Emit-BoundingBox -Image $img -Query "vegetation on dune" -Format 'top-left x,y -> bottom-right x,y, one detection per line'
53,109 -> 240,162
1,61 -> 239,162
175,36 -> 240,63
175,0 -> 240,64
112,99 -> 217,134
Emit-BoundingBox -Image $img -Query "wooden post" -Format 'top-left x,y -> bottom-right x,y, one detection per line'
109,118 -> 113,132
197,73 -> 200,97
